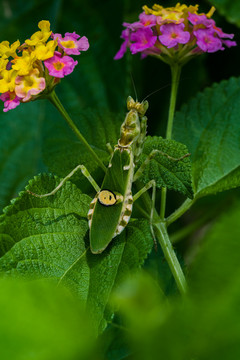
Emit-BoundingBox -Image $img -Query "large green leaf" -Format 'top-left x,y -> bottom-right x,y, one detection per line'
0,278 -> 95,360
0,174 -> 153,333
173,77 -> 240,198
136,136 -> 193,198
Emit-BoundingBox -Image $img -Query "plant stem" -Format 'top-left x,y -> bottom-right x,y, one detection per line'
47,90 -> 106,173
154,221 -> 187,295
136,184 -> 188,295
166,63 -> 182,140
160,64 -> 182,220
166,198 -> 194,226
155,63 -> 188,294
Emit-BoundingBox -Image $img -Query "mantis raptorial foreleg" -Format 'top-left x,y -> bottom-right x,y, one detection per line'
133,149 -> 190,182
27,165 -> 100,198
133,179 -> 157,249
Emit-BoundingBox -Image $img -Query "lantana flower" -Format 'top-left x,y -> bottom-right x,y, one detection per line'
52,32 -> 89,55
15,68 -> 46,102
114,3 -> 236,64
0,92 -> 21,112
44,51 -> 78,78
0,20 -> 89,112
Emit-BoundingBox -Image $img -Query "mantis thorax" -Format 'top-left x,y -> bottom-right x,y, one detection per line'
118,96 -> 149,148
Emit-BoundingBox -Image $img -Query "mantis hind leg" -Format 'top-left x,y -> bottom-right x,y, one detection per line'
27,165 -> 100,198
133,149 -> 190,182
133,180 -> 157,250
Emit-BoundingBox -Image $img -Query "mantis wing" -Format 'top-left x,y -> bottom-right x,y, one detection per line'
89,148 -> 133,254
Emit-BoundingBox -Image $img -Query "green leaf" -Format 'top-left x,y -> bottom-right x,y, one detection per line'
136,136 -> 193,198
208,0 -> 240,27
0,174 -> 91,257
173,77 -> 240,198
86,220 -> 153,333
0,174 -> 153,333
0,278 -> 95,360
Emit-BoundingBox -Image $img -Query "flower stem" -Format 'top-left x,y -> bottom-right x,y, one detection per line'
166,63 -> 182,140
160,63 -> 182,220
47,90 -> 106,173
154,221 -> 187,295
155,63 -> 188,295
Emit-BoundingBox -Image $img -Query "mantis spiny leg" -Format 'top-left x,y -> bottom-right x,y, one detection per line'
27,165 -> 100,198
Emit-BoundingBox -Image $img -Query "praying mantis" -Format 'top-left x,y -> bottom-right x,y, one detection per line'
28,96 -> 189,254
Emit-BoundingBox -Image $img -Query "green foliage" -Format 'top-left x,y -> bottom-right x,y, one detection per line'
189,201 -> 240,297
0,174 -> 153,334
111,203 -> 240,359
174,77 -> 240,198
0,278 -> 95,360
137,136 -> 193,198
0,174 -> 91,257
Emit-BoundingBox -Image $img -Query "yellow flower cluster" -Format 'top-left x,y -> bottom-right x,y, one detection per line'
0,20 -> 58,111
143,3 -> 199,23
143,3 -> 215,23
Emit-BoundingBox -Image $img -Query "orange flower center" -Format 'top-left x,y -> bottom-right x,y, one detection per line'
53,61 -> 64,70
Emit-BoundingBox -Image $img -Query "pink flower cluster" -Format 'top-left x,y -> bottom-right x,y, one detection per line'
0,21 -> 89,112
114,4 -> 236,63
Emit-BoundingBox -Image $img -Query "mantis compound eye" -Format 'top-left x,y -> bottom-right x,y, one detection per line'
98,190 -> 117,206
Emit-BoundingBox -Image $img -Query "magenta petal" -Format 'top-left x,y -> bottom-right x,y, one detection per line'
0,92 -> 21,112
159,23 -> 190,48
114,40 -> 128,59
194,29 -> 223,52
65,31 -> 80,40
130,28 -> 157,54
44,52 -> 78,78
139,12 -> 157,27
222,39 -> 237,48
77,36 -> 90,51
51,33 -> 63,41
